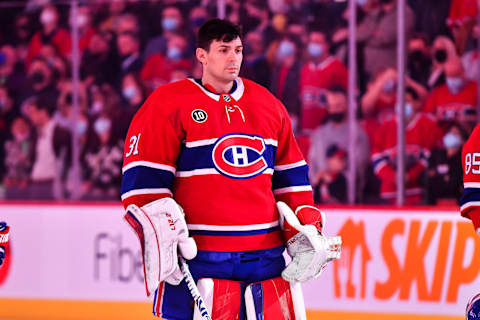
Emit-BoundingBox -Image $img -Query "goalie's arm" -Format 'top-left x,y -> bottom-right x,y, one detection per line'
120,87 -> 184,209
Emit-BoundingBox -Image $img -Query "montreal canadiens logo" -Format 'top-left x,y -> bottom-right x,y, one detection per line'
212,134 -> 268,179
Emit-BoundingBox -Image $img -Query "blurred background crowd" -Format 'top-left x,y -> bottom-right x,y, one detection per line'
0,0 -> 478,205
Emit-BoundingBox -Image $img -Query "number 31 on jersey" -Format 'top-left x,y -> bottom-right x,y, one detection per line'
126,134 -> 141,157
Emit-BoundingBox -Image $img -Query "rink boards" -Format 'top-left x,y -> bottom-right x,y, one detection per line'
0,203 -> 476,320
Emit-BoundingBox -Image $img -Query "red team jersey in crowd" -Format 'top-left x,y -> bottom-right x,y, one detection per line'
372,114 -> 441,202
299,57 -> 348,131
121,78 -> 314,252
460,123 -> 480,226
423,81 -> 477,129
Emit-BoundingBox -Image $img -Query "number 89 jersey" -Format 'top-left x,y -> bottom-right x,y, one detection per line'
460,123 -> 480,222
120,78 -> 314,252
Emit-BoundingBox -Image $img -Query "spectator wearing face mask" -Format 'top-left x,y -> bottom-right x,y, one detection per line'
372,87 -> 442,204
361,67 -> 428,147
427,122 -> 468,205
270,36 -> 302,124
299,30 -> 348,132
308,88 -> 370,202
423,57 -> 478,134
121,73 -> 147,114
143,6 -> 186,60
26,5 -> 71,67
140,33 -> 193,91
407,33 -> 432,88
81,115 -> 124,200
69,5 -> 97,54
3,116 -> 34,199
22,57 -> 58,104
428,36 -> 459,89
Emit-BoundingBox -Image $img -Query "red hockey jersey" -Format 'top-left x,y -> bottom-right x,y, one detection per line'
460,122 -> 480,226
121,78 -> 314,252
371,114 -> 441,201
299,57 -> 348,131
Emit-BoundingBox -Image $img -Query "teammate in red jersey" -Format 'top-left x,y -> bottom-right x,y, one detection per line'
121,19 -> 340,319
460,122 -> 480,234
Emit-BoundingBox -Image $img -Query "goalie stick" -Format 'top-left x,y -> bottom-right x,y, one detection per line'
179,256 -> 212,320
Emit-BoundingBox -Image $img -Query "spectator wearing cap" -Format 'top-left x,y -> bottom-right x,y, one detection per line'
25,94 -> 72,200
299,30 -> 348,132
423,57 -> 478,134
26,5 -> 71,67
312,144 -> 348,204
309,88 -> 370,202
372,87 -> 441,205
427,122 -> 468,205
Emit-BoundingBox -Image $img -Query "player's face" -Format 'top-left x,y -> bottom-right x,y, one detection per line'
198,38 -> 243,83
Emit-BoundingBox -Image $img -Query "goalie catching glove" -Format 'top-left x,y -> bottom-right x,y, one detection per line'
124,198 -> 197,296
277,201 -> 341,283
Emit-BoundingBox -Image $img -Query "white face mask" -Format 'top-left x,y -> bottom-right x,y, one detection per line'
40,10 -> 55,25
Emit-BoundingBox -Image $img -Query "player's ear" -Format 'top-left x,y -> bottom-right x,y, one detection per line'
196,48 -> 207,65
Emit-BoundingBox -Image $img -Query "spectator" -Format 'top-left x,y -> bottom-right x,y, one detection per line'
462,26 -> 480,81
140,33 -> 192,90
308,88 -> 370,202
371,87 -> 441,204
81,115 -> 123,200
423,57 -> 477,134
409,0 -> 451,41
312,144 -> 348,204
361,68 -> 428,146
81,31 -> 120,86
143,6 -> 186,60
428,36 -> 459,89
116,31 -> 143,77
25,94 -> 72,200
98,0 -> 129,34
9,13 -> 32,64
427,122 -> 468,205
69,5 -> 97,54
3,117 -> 34,199
407,33 -> 432,88
26,5 -> 71,66
356,0 -> 414,78
447,0 -> 478,54
23,57 -> 59,105
299,30 -> 348,132
241,30 -> 271,88
270,37 -> 302,125
0,45 -> 27,99
121,73 -> 147,114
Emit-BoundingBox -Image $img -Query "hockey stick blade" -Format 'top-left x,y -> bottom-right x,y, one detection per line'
179,256 -> 212,320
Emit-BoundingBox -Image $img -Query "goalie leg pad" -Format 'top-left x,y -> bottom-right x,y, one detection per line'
245,277 -> 306,320
193,278 -> 242,320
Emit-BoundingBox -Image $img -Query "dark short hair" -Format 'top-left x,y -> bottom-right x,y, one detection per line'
33,94 -> 56,116
197,19 -> 242,51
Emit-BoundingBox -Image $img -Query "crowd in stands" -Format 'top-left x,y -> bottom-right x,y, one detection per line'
0,0 -> 477,204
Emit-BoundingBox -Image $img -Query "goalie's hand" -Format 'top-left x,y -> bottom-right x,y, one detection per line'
124,198 -> 197,297
277,202 -> 341,283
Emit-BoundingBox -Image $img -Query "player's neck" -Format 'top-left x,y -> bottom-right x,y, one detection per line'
201,74 -> 234,94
